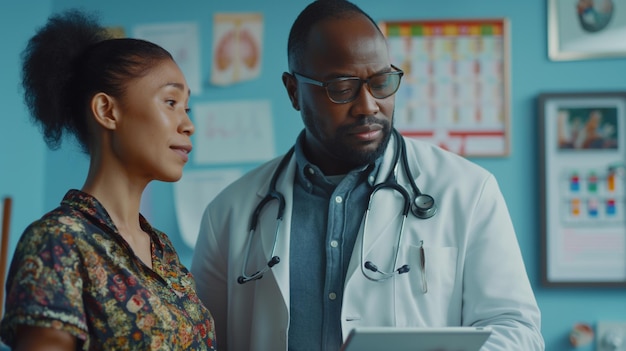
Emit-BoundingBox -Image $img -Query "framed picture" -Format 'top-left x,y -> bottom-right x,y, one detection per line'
378,18 -> 510,157
548,0 -> 626,61
539,92 -> 626,287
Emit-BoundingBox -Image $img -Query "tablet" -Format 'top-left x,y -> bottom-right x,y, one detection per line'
340,326 -> 492,351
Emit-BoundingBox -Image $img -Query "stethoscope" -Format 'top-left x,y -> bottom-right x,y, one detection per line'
360,129 -> 436,288
238,129 -> 437,287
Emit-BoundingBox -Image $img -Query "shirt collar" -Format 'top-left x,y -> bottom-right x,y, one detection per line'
61,189 -> 165,251
293,130 -> 382,189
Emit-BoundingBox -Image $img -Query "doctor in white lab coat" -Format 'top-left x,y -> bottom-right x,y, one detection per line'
191,133 -> 543,351
191,1 -> 544,350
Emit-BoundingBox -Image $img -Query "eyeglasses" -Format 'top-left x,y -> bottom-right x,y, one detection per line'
292,65 -> 404,104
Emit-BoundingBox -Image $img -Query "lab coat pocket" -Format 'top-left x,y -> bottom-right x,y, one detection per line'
393,244 -> 459,326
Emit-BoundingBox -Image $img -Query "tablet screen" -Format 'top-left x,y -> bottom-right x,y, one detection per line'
340,326 -> 492,351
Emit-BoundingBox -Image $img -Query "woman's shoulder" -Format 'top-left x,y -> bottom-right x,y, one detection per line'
14,205 -> 97,259
26,205 -> 90,236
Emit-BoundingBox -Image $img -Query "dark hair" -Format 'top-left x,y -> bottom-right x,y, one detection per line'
21,9 -> 173,152
287,0 -> 381,72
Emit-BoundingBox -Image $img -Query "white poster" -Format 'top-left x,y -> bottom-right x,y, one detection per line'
173,169 -> 243,248
133,22 -> 202,95
193,99 -> 275,164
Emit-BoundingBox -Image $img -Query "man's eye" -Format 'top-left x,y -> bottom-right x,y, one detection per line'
331,88 -> 354,96
370,76 -> 390,90
329,82 -> 356,95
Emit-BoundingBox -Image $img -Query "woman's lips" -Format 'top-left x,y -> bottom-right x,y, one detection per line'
171,145 -> 192,162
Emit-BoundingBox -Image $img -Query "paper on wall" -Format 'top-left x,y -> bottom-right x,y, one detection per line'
192,99 -> 275,164
173,169 -> 243,248
211,13 -> 263,86
133,22 -> 202,95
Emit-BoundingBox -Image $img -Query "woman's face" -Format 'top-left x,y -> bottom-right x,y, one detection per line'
110,58 -> 194,183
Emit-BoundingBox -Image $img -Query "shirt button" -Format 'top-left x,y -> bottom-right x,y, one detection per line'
307,167 -> 315,175
330,240 -> 338,248
368,175 -> 375,184
335,196 -> 343,203
329,292 -> 337,300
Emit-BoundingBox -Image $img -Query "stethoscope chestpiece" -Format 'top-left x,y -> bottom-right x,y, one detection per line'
411,194 -> 437,219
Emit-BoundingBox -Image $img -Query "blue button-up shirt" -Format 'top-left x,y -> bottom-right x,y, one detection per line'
288,133 -> 380,351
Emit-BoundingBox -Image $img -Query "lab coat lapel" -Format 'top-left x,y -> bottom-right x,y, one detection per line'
254,152 -> 297,309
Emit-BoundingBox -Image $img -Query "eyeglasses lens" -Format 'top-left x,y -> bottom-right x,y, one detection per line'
326,72 -> 402,103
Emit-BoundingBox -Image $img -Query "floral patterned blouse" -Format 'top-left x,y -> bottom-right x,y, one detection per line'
0,190 -> 217,350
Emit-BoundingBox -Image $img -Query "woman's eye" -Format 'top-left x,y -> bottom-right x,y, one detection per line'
166,100 -> 176,107
185,107 -> 191,114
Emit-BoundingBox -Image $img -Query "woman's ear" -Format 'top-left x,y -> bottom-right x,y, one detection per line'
282,72 -> 300,111
90,92 -> 118,130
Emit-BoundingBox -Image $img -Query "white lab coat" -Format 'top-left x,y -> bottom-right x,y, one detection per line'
191,135 -> 544,351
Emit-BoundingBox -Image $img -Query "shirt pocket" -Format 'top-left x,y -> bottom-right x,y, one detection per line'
393,244 -> 459,326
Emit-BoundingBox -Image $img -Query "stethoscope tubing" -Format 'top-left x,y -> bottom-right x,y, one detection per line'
238,148 -> 293,284
238,129 -> 435,285
360,130 -> 415,281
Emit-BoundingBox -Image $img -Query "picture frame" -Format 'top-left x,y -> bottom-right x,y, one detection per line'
378,18 -> 510,157
548,0 -> 626,61
539,92 -> 626,287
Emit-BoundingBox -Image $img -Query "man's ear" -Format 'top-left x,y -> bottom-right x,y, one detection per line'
90,92 -> 118,130
282,72 -> 300,111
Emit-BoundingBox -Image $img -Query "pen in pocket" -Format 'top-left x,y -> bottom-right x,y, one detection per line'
420,240 -> 428,294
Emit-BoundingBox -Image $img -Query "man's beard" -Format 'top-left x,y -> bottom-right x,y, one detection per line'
302,109 -> 394,168
337,118 -> 392,166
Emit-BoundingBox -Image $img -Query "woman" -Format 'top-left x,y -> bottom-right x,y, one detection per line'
0,9 -> 217,350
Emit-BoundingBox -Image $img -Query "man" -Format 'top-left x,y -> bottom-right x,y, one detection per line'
191,1 -> 544,350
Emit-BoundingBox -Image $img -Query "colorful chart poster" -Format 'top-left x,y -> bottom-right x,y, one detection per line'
539,92 -> 626,286
380,19 -> 510,157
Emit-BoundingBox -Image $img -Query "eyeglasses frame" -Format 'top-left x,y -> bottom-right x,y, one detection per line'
292,64 -> 404,104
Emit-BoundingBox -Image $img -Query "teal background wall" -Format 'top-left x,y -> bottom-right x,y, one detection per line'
0,0 -> 50,296
2,1 -> 626,350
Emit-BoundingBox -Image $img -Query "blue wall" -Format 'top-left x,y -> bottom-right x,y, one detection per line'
0,1 -> 50,282
1,1 -> 625,350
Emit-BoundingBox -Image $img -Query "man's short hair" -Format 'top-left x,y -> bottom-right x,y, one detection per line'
286,0 -> 381,72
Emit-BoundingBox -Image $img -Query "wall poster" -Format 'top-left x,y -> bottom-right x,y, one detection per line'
379,19 -> 510,157
211,13 -> 263,86
539,91 -> 626,287
548,0 -> 626,61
